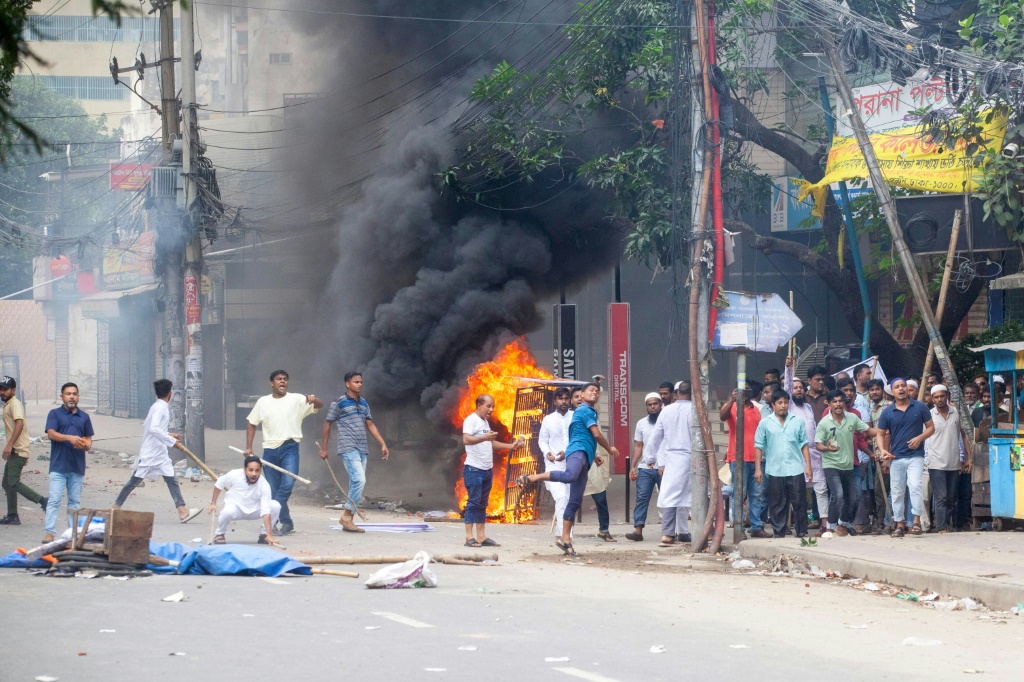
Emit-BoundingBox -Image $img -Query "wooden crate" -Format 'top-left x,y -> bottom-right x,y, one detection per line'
105,509 -> 154,564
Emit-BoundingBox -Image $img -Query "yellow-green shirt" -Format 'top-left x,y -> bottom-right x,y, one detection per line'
2,397 -> 31,459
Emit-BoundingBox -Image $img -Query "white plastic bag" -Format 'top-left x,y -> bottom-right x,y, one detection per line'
364,551 -> 437,589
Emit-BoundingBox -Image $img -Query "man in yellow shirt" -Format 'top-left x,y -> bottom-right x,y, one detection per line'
243,370 -> 322,534
1,377 -> 47,526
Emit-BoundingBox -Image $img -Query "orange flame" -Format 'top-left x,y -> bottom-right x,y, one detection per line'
453,338 -> 552,522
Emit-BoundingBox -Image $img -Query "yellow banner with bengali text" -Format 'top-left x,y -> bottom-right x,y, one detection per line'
795,111 -> 1007,217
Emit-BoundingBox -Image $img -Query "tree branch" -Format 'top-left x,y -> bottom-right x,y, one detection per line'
732,98 -> 825,183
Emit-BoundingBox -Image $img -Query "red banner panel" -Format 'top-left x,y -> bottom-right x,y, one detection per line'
607,302 -> 630,474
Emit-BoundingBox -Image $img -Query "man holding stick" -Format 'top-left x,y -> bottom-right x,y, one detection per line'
320,372 -> 388,533
210,456 -> 280,546
244,370 -> 322,535
112,379 -> 200,523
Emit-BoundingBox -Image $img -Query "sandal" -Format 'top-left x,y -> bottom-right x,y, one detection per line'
479,538 -> 500,547
464,539 -> 481,547
596,531 -> 617,542
213,535 -> 226,544
908,523 -> 923,536
891,524 -> 905,538
554,538 -> 576,557
515,474 -> 531,490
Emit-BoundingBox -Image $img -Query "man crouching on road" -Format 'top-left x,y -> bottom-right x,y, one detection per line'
210,456 -> 280,547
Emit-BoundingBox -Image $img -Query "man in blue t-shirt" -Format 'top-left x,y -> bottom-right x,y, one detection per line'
517,382 -> 619,557
42,383 -> 94,542
876,377 -> 934,538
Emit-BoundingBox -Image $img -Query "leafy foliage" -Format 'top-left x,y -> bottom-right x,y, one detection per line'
949,322 -> 1024,383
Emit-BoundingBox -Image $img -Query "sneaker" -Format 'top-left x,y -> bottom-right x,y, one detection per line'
0,515 -> 20,525
39,497 -> 48,511
750,529 -> 770,539
625,531 -> 644,542
834,525 -> 849,537
278,522 -> 294,535
41,532 -> 55,543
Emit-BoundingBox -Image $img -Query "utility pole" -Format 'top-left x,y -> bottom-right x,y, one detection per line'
181,1 -> 205,461
823,38 -> 974,443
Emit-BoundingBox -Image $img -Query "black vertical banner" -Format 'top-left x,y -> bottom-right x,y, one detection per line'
553,304 -> 577,380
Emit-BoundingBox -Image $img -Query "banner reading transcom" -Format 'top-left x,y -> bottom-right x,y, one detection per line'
795,111 -> 1007,216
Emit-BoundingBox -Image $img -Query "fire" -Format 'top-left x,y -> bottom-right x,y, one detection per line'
453,338 -> 552,522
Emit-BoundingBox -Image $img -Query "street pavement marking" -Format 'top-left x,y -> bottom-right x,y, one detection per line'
371,611 -> 434,628
552,668 -> 622,682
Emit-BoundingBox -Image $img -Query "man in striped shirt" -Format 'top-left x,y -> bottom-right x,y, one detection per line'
320,372 -> 389,532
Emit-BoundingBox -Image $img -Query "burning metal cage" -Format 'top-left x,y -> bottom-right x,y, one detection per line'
502,385 -> 555,523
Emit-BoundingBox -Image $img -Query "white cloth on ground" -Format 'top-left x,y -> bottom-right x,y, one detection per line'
133,400 -> 178,480
216,499 -> 281,536
647,401 -> 694,508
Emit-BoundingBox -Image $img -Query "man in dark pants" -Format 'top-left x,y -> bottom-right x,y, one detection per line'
1,376 -> 46,526
244,370 -> 322,535
926,385 -> 969,533
815,390 -> 879,537
755,389 -> 812,538
626,392 -> 663,541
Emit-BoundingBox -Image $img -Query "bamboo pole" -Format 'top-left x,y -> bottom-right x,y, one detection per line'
179,445 -> 218,480
310,568 -> 360,578
300,554 -> 498,565
918,210 -> 963,401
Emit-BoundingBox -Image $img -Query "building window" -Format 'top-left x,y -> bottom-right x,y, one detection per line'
23,15 -> 178,42
1004,289 -> 1024,324
20,75 -> 129,101
269,53 -> 292,65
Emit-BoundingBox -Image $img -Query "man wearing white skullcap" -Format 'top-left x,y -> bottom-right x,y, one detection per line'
538,386 -> 573,536
626,392 -> 664,542
926,384 -> 970,532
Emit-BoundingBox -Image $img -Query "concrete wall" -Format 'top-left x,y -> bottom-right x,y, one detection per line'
0,301 -> 56,404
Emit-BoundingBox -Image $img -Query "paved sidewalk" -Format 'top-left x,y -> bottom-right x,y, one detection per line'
739,532 -> 1024,610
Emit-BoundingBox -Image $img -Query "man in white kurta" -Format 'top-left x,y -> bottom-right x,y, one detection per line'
210,457 -> 281,545
112,379 -> 200,523
646,393 -> 694,544
538,387 -> 573,535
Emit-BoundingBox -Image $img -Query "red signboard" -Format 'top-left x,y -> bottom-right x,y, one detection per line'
607,302 -> 630,474
109,162 -> 154,191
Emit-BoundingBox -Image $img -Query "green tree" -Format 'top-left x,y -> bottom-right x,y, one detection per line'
0,78 -> 121,296
449,0 -> 1018,377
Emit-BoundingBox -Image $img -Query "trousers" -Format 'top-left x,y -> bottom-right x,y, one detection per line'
954,469 -> 973,528
811,478 -> 829,522
824,467 -> 856,528
768,474 -> 808,536
215,499 -> 281,536
730,461 -> 767,531
262,440 -> 299,526
3,455 -> 43,516
890,456 -> 924,524
548,451 -> 590,521
929,469 -> 959,531
341,449 -> 368,515
548,484 -> 568,535
45,471 -> 84,534
661,506 -> 690,536
591,491 -> 610,532
632,467 -> 661,528
114,475 -> 185,508
463,464 -> 492,525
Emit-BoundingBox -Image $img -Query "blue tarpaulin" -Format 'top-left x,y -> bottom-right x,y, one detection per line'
0,551 -> 50,569
148,542 -> 311,577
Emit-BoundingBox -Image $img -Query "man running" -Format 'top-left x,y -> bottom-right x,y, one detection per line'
210,457 -> 280,546
320,372 -> 389,533
112,379 -> 201,523
244,370 -> 322,535
517,382 -> 618,557
1,376 -> 46,526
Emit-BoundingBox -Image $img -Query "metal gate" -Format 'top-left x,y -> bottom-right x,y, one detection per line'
503,385 -> 554,523
96,321 -> 112,414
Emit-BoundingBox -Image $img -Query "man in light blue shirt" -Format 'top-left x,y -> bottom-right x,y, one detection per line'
754,388 -> 812,538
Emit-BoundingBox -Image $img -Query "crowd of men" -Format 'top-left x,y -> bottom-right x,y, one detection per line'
0,370 -> 388,546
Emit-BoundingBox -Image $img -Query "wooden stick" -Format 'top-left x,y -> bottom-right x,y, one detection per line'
919,211 -> 962,401
310,567 -> 360,578
788,291 -> 796,358
299,553 -> 498,565
179,445 -> 219,480
208,507 -> 217,544
321,455 -> 368,521
228,446 -> 312,485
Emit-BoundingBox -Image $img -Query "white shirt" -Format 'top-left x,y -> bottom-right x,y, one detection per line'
927,405 -> 962,471
463,412 -> 494,470
633,416 -> 658,465
646,401 -> 694,508
538,410 -> 572,473
215,468 -> 273,516
246,393 -> 318,449
133,400 -> 177,479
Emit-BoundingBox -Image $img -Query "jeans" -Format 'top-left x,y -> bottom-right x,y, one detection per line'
549,451 -> 590,521
929,469 -> 959,531
114,475 -> 185,509
824,468 -> 856,528
730,461 -> 767,531
341,449 -> 368,515
263,440 -> 300,525
632,467 -> 662,528
768,474 -> 807,536
591,491 -> 610,532
3,455 -> 43,516
46,471 -> 84,534
462,465 -> 492,525
890,456 -> 924,524
954,469 -> 973,528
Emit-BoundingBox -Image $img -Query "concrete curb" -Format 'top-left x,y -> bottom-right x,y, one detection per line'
738,541 -> 1024,611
